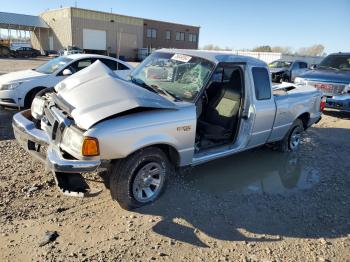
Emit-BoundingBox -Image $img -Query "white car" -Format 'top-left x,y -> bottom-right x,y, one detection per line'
0,54 -> 133,109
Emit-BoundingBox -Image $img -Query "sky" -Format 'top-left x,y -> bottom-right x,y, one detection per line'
1,0 -> 349,53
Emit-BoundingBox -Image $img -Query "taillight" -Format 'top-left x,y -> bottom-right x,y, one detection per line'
320,96 -> 326,112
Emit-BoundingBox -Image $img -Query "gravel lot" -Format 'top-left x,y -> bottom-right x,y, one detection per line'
0,57 -> 51,75
0,58 -> 349,261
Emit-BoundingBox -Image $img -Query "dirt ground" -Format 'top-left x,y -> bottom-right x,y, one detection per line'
1,111 -> 350,262
0,58 -> 349,262
0,57 -> 51,75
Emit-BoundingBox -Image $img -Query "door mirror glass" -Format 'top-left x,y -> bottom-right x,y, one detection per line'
62,69 -> 72,76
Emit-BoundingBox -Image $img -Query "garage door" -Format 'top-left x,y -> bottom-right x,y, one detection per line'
83,29 -> 106,50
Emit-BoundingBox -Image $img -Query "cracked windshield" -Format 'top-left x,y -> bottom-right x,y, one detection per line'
130,52 -> 214,101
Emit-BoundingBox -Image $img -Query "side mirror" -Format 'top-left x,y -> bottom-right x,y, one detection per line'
62,69 -> 72,76
310,64 -> 317,70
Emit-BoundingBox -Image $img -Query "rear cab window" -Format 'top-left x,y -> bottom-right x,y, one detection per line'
252,67 -> 271,100
100,59 -> 129,70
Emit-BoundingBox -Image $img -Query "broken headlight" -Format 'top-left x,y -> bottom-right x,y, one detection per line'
60,126 -> 84,157
31,96 -> 46,119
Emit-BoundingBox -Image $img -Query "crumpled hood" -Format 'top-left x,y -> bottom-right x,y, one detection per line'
55,60 -> 177,130
0,69 -> 47,84
299,69 -> 350,84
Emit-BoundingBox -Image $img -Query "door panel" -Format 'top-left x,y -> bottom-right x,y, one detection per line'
248,67 -> 276,147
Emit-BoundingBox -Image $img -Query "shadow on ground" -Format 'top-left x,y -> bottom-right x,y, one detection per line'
0,109 -> 16,141
323,109 -> 350,120
134,128 -> 350,247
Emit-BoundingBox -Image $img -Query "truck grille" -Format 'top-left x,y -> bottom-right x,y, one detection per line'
42,106 -> 71,143
306,80 -> 346,96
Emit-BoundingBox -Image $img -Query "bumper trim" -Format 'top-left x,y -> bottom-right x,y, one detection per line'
47,145 -> 101,173
325,95 -> 350,112
12,110 -> 101,173
13,110 -> 50,144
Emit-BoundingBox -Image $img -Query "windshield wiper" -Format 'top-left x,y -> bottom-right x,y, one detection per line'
130,76 -> 157,94
130,76 -> 182,101
150,84 -> 182,101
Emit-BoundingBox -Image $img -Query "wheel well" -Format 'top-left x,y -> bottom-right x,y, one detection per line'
298,112 -> 310,129
24,86 -> 46,108
133,144 -> 180,167
155,144 -> 180,167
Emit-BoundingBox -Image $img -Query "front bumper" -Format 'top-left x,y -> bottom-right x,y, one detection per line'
325,95 -> 350,112
12,110 -> 101,173
0,90 -> 21,107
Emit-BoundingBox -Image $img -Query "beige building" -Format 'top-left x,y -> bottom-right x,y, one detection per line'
30,7 -> 199,60
143,19 -> 199,50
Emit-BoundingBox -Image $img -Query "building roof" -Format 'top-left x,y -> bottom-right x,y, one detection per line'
0,12 -> 49,30
158,49 -> 267,66
41,7 -> 199,29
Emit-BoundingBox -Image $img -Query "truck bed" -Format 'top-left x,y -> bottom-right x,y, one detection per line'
268,83 -> 322,142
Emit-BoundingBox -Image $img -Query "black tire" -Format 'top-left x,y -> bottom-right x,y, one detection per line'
283,75 -> 290,83
109,147 -> 172,210
277,119 -> 304,152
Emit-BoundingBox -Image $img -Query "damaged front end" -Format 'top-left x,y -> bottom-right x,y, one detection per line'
12,60 -> 179,197
12,103 -> 101,197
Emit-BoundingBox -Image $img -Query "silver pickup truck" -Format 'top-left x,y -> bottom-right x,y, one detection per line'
12,49 -> 323,210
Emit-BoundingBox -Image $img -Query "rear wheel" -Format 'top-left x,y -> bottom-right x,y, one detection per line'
277,119 -> 304,152
109,147 -> 172,210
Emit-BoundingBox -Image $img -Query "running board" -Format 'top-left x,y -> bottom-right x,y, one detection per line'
53,172 -> 90,197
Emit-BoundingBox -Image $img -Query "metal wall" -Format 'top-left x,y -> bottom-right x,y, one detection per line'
31,7 -> 200,60
143,19 -> 199,50
232,50 -> 324,65
32,8 -> 72,51
70,8 -> 143,59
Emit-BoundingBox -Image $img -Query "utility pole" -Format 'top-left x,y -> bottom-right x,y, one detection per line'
117,28 -> 123,59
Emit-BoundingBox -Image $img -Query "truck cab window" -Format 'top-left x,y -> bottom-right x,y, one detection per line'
292,63 -> 300,69
252,67 -> 271,100
100,59 -> 129,70
299,62 -> 307,69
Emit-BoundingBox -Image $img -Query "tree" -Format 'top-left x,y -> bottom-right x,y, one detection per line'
271,46 -> 293,54
251,45 -> 272,52
201,44 -> 232,51
296,44 -> 325,56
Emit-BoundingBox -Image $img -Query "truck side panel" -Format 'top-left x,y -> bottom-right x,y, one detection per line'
268,87 -> 322,142
85,104 -> 197,166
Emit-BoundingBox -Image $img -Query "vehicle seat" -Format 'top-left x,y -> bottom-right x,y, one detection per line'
199,70 -> 242,141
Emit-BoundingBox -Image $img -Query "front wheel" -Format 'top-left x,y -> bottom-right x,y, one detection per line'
109,147 -> 172,210
277,119 -> 304,152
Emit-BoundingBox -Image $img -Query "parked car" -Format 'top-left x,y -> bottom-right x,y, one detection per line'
0,54 -> 133,109
10,47 -> 41,58
295,52 -> 350,112
269,59 -> 308,83
12,49 -> 323,210
0,45 -> 11,57
58,46 -> 83,56
44,50 -> 59,57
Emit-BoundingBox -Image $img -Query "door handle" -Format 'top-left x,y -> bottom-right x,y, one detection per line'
241,111 -> 249,119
